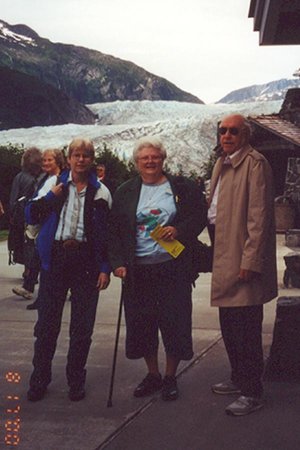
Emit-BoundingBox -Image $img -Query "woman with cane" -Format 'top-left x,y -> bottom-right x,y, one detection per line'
109,136 -> 207,401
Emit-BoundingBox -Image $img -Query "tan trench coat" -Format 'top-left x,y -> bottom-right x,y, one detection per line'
209,145 -> 278,307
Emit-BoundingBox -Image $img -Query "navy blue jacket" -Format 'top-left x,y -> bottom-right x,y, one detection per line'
25,169 -> 111,273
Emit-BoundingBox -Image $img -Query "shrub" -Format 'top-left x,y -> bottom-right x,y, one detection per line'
0,144 -> 24,229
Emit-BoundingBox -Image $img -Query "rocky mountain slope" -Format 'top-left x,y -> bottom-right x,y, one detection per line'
0,67 -> 96,130
0,19 -> 203,105
217,78 -> 300,103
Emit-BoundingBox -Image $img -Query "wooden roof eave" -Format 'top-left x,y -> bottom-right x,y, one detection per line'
249,117 -> 300,148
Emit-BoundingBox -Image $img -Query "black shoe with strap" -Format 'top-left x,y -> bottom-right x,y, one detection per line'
133,373 -> 162,398
27,384 -> 47,402
161,375 -> 178,401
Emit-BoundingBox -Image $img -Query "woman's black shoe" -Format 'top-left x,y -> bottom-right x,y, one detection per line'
27,385 -> 47,402
69,385 -> 85,401
26,301 -> 39,310
133,373 -> 162,397
161,375 -> 178,401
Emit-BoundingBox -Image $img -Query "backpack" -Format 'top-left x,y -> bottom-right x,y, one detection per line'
8,173 -> 48,265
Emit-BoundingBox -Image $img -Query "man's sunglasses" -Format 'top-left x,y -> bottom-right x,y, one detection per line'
218,127 -> 240,136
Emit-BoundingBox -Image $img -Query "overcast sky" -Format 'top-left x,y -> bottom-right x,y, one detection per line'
1,0 -> 299,103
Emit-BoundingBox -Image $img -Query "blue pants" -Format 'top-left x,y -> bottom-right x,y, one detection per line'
29,242 -> 99,389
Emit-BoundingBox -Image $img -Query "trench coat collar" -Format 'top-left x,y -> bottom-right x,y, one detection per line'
229,144 -> 253,169
208,144 -> 253,205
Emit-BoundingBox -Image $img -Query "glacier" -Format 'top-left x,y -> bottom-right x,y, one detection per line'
0,100 -> 282,174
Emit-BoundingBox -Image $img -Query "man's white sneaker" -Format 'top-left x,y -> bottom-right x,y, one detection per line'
225,395 -> 264,416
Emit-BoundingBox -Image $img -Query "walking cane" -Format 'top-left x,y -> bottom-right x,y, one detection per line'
107,280 -> 124,407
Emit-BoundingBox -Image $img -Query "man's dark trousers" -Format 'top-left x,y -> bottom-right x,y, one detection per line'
219,304 -> 264,398
30,242 -> 99,390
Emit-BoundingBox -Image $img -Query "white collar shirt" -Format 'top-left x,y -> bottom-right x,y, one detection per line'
207,148 -> 242,225
55,173 -> 87,242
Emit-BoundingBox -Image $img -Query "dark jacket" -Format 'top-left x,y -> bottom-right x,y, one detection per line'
25,169 -> 111,273
9,170 -> 43,216
108,174 -> 207,281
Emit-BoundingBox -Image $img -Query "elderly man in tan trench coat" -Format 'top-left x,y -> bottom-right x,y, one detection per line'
208,114 -> 277,417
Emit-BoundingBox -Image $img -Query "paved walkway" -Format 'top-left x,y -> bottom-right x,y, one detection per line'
0,232 -> 299,450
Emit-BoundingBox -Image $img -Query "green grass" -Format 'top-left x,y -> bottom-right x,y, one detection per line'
0,229 -> 8,241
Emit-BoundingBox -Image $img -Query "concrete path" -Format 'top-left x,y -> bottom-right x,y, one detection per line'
0,231 -> 299,450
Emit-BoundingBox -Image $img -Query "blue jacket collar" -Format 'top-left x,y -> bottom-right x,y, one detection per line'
60,169 -> 100,189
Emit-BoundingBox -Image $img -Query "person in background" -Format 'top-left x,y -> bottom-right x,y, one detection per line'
0,185 -> 4,217
96,162 -> 115,194
208,114 -> 277,416
12,149 -> 66,309
196,176 -> 206,197
109,136 -> 207,401
26,138 -> 112,402
96,163 -> 106,180
8,147 -> 43,273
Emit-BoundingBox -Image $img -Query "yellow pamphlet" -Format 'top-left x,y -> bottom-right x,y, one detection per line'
150,224 -> 185,258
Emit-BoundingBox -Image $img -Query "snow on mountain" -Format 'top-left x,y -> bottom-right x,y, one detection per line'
217,78 -> 300,104
0,100 -> 282,174
0,21 -> 37,47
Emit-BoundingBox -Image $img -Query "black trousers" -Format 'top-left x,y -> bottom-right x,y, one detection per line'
219,305 -> 264,398
30,242 -> 99,389
124,257 -> 193,361
23,245 -> 40,293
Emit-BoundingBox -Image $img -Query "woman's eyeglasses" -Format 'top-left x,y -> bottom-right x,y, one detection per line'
138,156 -> 163,162
218,127 -> 240,136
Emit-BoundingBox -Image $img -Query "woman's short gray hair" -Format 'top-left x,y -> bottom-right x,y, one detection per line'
133,136 -> 167,164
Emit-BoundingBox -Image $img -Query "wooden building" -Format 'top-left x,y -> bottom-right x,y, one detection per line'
248,0 -> 300,45
248,88 -> 300,196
